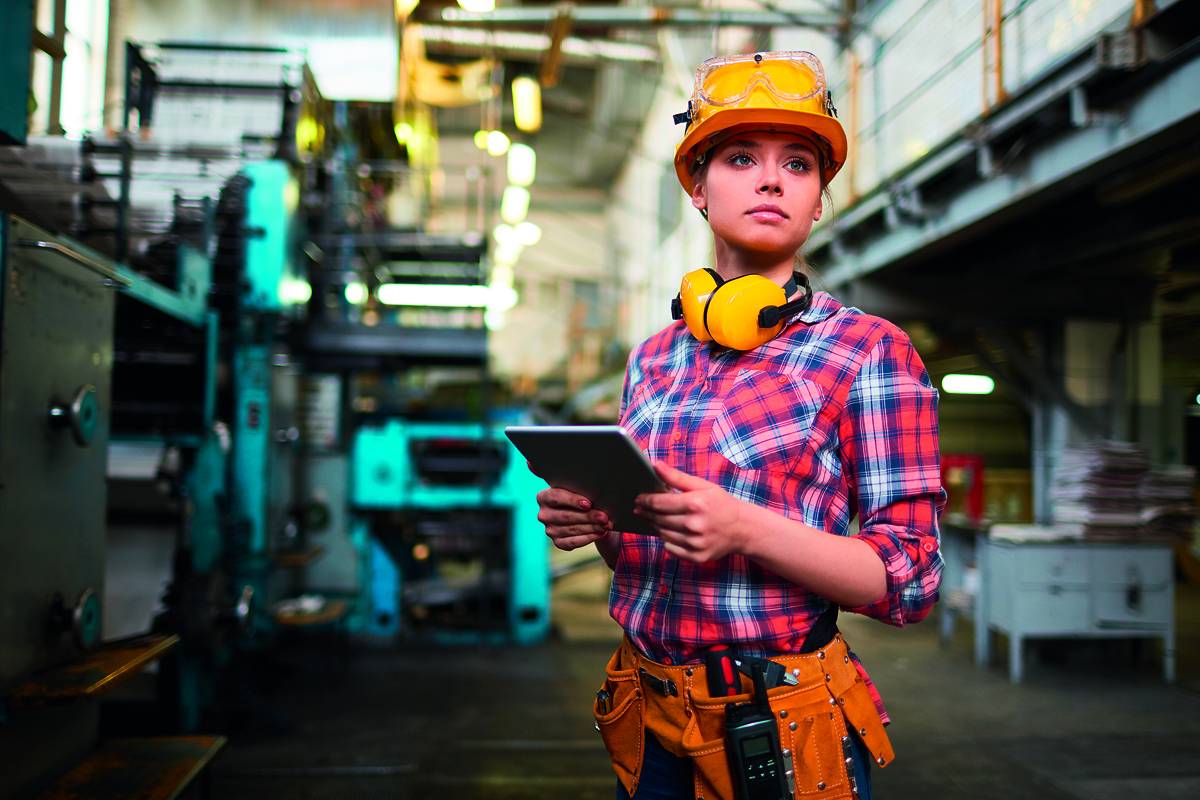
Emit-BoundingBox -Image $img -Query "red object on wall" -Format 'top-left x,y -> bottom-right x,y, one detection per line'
942,453 -> 985,523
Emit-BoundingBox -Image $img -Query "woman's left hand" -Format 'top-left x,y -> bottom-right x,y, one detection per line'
634,463 -> 756,563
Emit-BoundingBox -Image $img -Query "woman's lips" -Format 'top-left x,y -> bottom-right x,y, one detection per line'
746,204 -> 789,221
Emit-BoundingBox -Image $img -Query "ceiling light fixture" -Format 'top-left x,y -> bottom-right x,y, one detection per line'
941,374 -> 996,395
512,76 -> 542,133
507,143 -> 536,186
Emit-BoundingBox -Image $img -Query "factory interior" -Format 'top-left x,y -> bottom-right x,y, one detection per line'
2,0 -> 1200,798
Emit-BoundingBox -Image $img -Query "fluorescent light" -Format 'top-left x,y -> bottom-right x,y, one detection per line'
493,223 -> 518,247
512,76 -> 542,133
473,129 -> 490,150
486,129 -> 510,156
507,143 -> 536,187
344,281 -> 368,305
941,374 -> 995,395
500,185 -> 530,224
457,0 -> 494,11
485,309 -> 507,331
515,221 -> 541,246
377,283 -> 492,307
394,121 -> 414,144
493,240 -> 523,265
278,277 -> 312,305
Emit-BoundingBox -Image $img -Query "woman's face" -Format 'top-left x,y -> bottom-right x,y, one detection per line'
690,131 -> 824,260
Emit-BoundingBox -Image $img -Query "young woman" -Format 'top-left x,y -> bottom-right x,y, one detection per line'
536,51 -> 944,800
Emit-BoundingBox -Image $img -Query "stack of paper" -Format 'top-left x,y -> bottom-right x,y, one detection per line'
1051,441 -> 1149,540
1140,465 -> 1197,542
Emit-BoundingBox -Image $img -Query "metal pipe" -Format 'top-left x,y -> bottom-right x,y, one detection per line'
440,7 -> 843,29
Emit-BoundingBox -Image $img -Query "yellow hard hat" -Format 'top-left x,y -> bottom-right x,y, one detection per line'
673,51 -> 847,194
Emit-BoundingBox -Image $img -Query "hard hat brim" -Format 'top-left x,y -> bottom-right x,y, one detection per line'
674,109 -> 848,194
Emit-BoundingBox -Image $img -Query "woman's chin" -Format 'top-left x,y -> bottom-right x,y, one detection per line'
727,236 -> 803,261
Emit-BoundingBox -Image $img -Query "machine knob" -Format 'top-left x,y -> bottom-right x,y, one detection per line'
72,589 -> 102,649
48,384 -> 98,447
217,585 -> 255,635
49,589 -> 102,649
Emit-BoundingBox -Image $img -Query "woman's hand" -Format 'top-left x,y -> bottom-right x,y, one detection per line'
536,487 -> 614,551
634,463 -> 756,562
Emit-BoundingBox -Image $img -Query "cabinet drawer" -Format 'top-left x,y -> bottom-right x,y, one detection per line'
1090,547 -> 1172,587
1016,547 -> 1089,587
1014,587 -> 1090,634
1093,587 -> 1171,629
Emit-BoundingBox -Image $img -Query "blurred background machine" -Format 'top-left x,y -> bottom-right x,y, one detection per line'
1,22 -> 548,796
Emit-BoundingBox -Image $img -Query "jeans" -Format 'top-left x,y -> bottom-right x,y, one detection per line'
616,727 -> 873,800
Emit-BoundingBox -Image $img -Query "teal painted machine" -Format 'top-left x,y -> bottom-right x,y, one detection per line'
350,419 -> 549,644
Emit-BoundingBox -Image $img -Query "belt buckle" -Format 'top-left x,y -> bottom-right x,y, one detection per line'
639,667 -> 678,697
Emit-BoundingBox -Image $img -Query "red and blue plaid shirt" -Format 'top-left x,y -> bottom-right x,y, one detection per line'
613,289 -> 945,720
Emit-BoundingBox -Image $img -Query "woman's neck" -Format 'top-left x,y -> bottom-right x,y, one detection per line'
713,238 -> 796,287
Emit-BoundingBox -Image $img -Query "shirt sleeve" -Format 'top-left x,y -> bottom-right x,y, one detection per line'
839,328 -> 946,627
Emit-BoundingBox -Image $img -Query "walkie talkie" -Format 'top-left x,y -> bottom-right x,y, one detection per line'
724,663 -> 791,800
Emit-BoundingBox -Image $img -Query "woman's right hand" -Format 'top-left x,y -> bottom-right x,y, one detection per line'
536,487 -> 614,551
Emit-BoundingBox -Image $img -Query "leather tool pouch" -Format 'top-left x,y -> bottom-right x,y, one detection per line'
593,645 -> 646,797
594,635 -> 894,800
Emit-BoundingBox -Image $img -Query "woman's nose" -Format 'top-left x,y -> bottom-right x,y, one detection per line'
757,166 -> 782,195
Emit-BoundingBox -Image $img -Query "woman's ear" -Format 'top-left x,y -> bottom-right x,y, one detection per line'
813,195 -> 823,222
690,181 -> 707,214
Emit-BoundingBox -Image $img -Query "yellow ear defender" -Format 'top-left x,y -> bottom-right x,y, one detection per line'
670,270 -> 813,351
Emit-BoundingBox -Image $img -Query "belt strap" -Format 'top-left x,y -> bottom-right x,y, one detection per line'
639,667 -> 678,697
799,605 -> 839,653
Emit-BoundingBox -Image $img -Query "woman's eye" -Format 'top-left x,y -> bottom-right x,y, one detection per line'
729,153 -> 753,166
786,158 -> 811,172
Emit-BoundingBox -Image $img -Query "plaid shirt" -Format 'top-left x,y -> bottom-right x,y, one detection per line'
612,290 -> 945,719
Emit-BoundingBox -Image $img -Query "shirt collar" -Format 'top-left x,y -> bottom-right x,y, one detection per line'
788,290 -> 842,326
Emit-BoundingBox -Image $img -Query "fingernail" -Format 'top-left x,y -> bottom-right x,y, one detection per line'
580,499 -> 591,509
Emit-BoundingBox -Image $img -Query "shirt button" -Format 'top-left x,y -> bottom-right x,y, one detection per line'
663,657 -> 673,665
922,541 -> 936,553
777,376 -> 788,384
672,432 -> 682,442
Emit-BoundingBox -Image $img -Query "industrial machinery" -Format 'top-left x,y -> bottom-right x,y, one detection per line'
351,418 -> 548,643
1,34 -> 320,798
298,139 -> 552,644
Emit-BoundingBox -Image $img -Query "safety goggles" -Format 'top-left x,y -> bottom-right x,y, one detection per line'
692,51 -> 835,116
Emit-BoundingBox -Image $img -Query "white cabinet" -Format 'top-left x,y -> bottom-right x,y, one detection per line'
974,537 -> 1175,683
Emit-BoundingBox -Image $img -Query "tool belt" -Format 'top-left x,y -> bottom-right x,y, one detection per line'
593,634 -> 894,800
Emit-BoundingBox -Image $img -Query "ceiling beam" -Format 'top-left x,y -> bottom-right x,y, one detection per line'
440,7 -> 843,30
419,25 -> 658,65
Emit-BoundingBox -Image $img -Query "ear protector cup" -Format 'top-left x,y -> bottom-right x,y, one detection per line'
676,268 -> 721,342
671,269 -> 812,351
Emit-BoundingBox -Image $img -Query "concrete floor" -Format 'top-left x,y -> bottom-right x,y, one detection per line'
210,565 -> 1200,799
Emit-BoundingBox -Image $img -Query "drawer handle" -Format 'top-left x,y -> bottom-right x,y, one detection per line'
17,239 -> 132,288
1126,584 -> 1142,612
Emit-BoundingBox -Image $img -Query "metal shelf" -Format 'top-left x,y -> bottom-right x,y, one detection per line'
6,634 -> 179,709
37,735 -> 226,800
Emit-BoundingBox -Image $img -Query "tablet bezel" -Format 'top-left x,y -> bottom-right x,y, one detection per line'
505,425 -> 667,537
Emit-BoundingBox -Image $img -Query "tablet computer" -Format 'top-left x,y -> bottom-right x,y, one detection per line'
504,425 -> 667,537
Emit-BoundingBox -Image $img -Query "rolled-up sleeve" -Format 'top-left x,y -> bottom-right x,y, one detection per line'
839,328 -> 946,626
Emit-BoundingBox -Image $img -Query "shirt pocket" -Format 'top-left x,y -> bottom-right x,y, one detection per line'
620,372 -> 673,444
710,369 -> 827,473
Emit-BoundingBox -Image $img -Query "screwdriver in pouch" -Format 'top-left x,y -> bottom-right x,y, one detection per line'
705,644 -> 742,697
